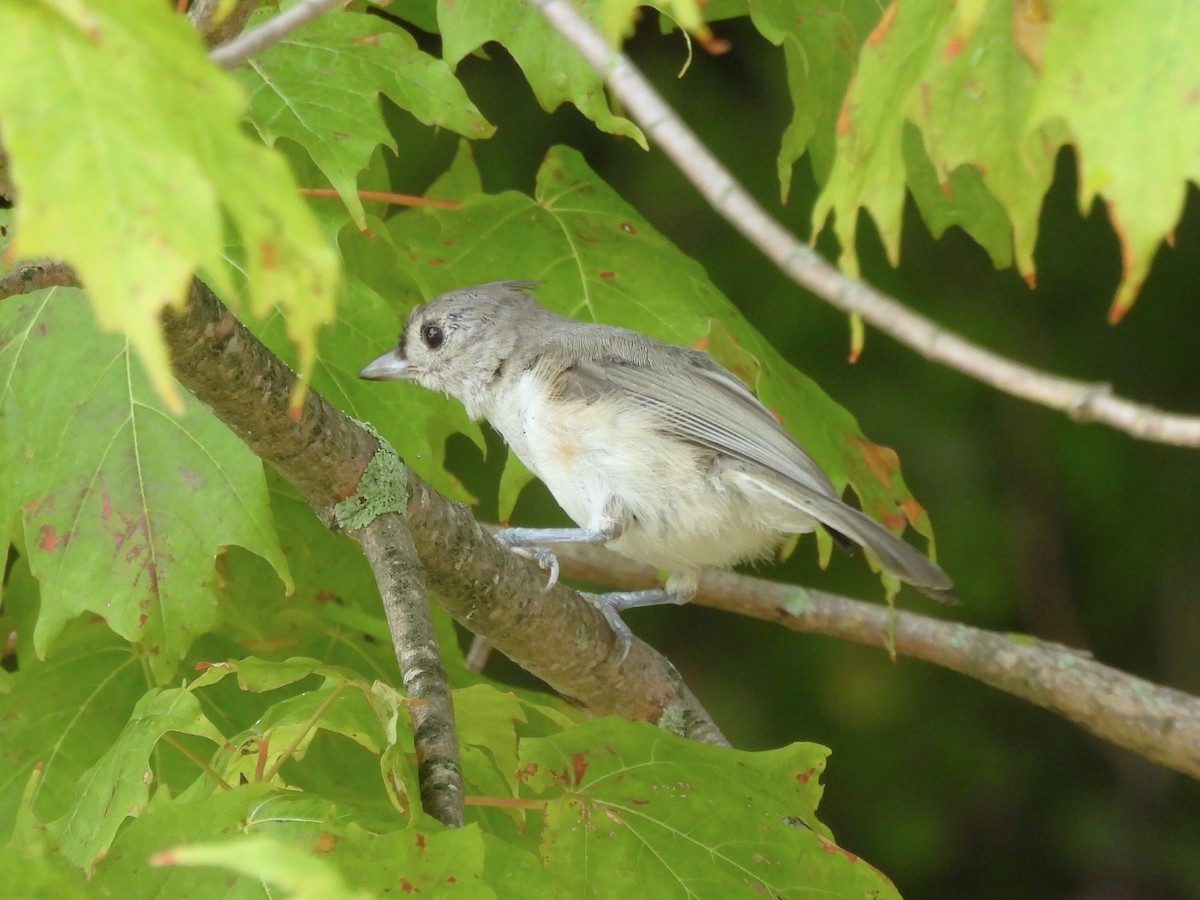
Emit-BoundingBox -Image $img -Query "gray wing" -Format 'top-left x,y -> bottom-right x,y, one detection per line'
555,333 -> 954,596
557,336 -> 839,500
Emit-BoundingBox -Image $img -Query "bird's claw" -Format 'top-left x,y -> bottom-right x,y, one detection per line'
581,592 -> 634,663
492,531 -> 632,661
504,544 -> 560,591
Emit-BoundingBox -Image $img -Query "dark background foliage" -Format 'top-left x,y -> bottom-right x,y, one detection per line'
390,17 -> 1200,899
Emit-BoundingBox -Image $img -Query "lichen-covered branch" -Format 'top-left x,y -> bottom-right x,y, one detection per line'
159,274 -> 730,748
356,511 -> 465,826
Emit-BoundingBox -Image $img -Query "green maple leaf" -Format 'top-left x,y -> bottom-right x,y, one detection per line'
0,0 -> 338,410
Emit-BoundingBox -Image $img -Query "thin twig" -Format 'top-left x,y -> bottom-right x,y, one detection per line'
530,0 -> 1200,448
463,635 -> 493,673
208,0 -> 343,69
262,682 -> 349,783
355,513 -> 465,827
161,732 -> 234,791
298,188 -> 461,209
546,539 -> 1200,780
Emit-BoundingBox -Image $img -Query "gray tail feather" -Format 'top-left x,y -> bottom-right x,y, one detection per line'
819,502 -> 956,603
728,466 -> 956,602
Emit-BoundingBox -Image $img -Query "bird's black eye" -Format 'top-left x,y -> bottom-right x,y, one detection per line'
422,324 -> 444,349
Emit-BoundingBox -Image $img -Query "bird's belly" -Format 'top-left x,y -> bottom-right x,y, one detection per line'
506,384 -> 786,573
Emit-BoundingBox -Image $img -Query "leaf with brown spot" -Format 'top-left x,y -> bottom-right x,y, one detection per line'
0,290 -> 291,682
522,719 -> 898,897
848,435 -> 900,492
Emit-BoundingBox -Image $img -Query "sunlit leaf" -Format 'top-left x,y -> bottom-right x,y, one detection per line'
439,0 -> 646,148
1029,0 -> 1200,318
0,0 -> 338,409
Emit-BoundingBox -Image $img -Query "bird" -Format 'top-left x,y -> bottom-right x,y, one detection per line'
360,280 -> 953,659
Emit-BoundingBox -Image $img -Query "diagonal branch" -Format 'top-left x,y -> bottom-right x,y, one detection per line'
0,261 -> 730,749
548,540 -> 1200,780
165,277 -> 729,747
148,278 -> 465,823
530,0 -> 1200,448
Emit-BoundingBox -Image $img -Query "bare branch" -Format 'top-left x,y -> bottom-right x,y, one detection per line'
208,0 -> 342,70
548,540 -> 1200,780
355,513 -> 464,827
530,0 -> 1200,448
297,187 -> 461,209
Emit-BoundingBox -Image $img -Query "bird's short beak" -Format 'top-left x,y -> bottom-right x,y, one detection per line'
358,348 -> 412,381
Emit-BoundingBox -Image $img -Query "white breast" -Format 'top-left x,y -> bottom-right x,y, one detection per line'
482,370 -> 793,578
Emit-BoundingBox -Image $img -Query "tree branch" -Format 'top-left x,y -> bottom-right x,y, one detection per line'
530,0 -> 1200,448
207,0 -> 343,70
0,258 -> 75,294
0,261 -> 729,748
152,270 -> 727,749
5,263 -> 1196,774
547,540 -> 1200,780
356,513 -> 464,827
0,145 -> 14,203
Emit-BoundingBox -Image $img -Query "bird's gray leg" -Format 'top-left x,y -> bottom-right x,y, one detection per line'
578,589 -> 683,662
494,524 -> 689,662
492,526 -> 614,591
595,589 -> 692,612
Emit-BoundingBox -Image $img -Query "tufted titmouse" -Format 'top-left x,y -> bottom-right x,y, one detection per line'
360,281 -> 953,658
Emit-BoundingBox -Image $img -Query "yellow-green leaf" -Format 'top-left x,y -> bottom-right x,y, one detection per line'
0,0 -> 338,410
